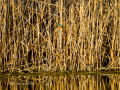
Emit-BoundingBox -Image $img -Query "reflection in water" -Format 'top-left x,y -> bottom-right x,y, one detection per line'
0,74 -> 119,90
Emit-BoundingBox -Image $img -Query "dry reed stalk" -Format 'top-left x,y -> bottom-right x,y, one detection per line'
36,1 -> 40,72
113,0 -> 117,71
2,1 -> 7,72
119,0 -> 120,68
80,0 -> 85,71
48,0 -> 52,71
63,0 -> 66,71
99,0 -> 103,69
88,0 -> 91,71
31,0 -> 34,69
92,0 -> 96,71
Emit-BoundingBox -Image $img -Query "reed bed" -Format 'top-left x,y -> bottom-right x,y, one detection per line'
0,0 -> 120,73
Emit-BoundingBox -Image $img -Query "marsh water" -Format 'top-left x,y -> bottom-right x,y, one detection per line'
0,72 -> 120,90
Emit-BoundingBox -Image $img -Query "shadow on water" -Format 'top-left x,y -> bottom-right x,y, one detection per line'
0,72 -> 120,90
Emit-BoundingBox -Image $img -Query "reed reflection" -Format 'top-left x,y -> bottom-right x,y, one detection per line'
0,74 -> 120,90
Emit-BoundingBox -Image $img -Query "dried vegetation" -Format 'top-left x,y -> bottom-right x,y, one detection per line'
0,0 -> 120,73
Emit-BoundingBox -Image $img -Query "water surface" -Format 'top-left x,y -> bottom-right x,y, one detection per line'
0,72 -> 120,90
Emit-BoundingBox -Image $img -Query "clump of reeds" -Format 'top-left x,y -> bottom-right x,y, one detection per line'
0,0 -> 120,73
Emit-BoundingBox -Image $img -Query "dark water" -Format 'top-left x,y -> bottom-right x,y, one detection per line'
0,72 -> 119,90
